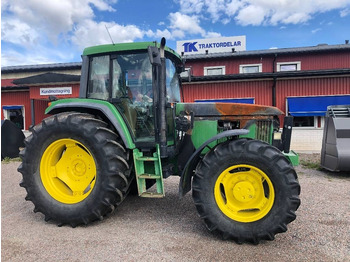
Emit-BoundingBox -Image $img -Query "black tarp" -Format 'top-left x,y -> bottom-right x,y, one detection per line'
1,119 -> 25,159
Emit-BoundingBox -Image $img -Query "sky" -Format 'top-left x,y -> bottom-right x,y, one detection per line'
1,0 -> 350,67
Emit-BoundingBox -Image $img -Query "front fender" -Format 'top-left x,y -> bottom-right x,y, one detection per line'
179,129 -> 249,197
46,99 -> 135,149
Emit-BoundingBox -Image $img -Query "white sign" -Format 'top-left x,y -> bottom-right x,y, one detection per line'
40,87 -> 72,96
177,36 -> 246,56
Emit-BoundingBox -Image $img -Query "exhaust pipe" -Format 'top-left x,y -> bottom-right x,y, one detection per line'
159,37 -> 167,158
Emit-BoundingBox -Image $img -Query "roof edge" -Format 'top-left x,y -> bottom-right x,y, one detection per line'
183,44 -> 350,60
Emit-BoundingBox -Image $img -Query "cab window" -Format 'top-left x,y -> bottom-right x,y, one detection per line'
87,55 -> 110,100
166,59 -> 181,103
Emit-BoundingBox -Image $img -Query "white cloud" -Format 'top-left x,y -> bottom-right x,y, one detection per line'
1,0 -> 148,66
235,5 -> 266,26
175,0 -> 350,26
145,29 -> 173,40
3,1 -> 97,43
311,28 -> 322,34
340,8 -> 350,17
1,0 -> 112,46
89,0 -> 117,12
177,0 -> 204,14
203,0 -> 227,23
205,31 -> 222,38
1,0 -> 217,62
169,12 -> 206,36
71,21 -> 144,49
1,49 -> 51,67
2,18 -> 40,46
1,46 -> 76,67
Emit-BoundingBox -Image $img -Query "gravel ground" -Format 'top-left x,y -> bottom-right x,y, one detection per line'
1,154 -> 350,262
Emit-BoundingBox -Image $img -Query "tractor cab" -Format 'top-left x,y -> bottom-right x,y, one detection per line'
81,41 -> 182,147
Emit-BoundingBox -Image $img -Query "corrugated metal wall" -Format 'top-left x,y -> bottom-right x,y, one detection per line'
183,79 -> 273,105
34,100 -> 50,125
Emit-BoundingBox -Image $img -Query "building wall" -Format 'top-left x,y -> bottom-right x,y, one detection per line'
34,100 -> 50,126
182,80 -> 273,105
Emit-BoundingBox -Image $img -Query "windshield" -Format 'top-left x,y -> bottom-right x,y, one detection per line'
112,53 -> 153,102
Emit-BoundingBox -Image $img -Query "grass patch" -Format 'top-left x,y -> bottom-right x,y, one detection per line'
300,159 -> 322,170
1,157 -> 21,164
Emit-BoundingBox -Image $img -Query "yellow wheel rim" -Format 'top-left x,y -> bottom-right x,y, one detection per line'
214,164 -> 275,223
40,138 -> 97,204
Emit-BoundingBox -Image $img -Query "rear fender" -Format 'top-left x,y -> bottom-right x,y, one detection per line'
46,99 -> 135,149
179,129 -> 249,197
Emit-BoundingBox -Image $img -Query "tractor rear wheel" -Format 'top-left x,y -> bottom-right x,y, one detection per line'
18,112 -> 132,226
192,139 -> 300,244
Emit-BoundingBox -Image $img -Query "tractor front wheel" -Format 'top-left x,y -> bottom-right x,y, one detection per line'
192,139 -> 300,244
18,112 -> 132,226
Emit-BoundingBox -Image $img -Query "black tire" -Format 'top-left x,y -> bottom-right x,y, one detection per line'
18,112 -> 133,227
192,139 -> 300,244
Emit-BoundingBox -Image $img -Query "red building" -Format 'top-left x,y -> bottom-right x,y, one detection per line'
1,64 -> 81,130
182,44 -> 350,127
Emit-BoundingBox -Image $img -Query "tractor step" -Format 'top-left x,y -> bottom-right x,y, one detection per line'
136,156 -> 158,161
133,145 -> 164,198
139,192 -> 164,198
138,174 -> 161,179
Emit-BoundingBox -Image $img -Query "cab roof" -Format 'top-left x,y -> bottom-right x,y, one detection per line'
83,41 -> 182,62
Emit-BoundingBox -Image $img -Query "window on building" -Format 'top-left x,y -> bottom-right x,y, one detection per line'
2,105 -> 25,130
204,66 -> 225,76
277,62 -> 301,72
293,116 -> 316,127
239,64 -> 262,74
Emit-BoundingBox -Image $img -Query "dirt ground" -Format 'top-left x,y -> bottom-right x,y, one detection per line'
1,154 -> 350,262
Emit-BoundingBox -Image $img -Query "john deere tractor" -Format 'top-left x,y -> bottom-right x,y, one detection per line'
18,38 -> 300,244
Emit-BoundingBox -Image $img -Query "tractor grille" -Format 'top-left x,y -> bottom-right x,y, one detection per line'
256,120 -> 272,143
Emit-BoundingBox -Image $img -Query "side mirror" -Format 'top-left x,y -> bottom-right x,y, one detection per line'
148,46 -> 161,66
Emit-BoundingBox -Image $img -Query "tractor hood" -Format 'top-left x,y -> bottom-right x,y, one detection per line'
176,102 -> 283,117
176,102 -> 283,129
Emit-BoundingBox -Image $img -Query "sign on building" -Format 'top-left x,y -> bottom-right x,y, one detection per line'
40,87 -> 72,96
177,36 -> 246,56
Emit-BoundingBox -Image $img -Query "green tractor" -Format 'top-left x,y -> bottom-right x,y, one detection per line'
18,38 -> 300,244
